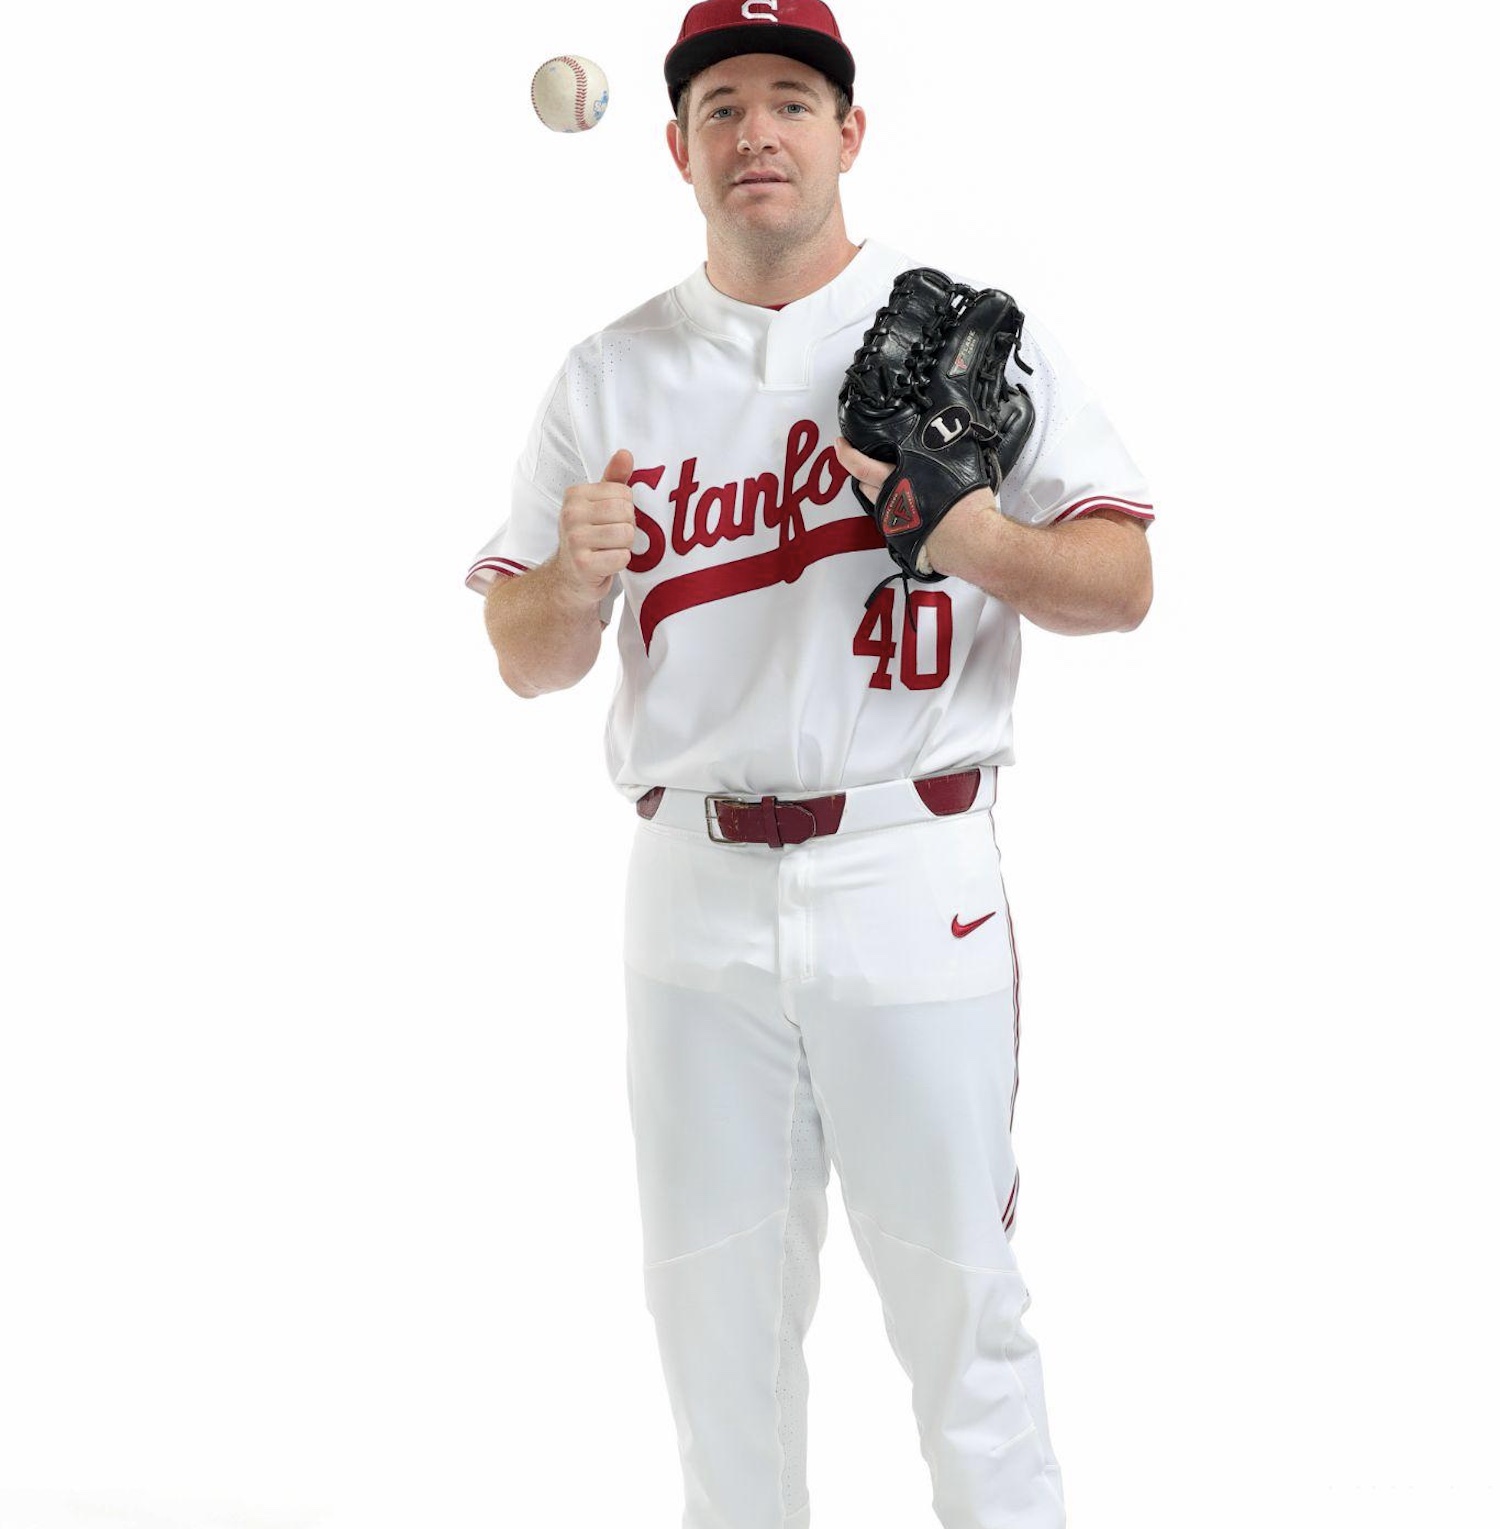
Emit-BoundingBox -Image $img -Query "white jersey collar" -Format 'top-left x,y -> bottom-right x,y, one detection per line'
672,238 -> 915,389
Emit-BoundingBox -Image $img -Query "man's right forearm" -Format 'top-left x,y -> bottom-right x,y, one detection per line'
484,559 -> 606,697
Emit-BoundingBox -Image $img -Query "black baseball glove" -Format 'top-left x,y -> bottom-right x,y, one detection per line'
838,267 -> 1035,602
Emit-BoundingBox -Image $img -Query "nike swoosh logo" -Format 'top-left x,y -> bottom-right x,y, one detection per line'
951,911 -> 997,939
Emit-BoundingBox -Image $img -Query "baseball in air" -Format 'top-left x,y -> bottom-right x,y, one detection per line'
531,55 -> 610,133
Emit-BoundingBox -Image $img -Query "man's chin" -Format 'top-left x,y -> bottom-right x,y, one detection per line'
727,194 -> 794,219
719,202 -> 806,240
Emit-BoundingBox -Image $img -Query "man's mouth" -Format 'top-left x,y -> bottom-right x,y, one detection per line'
735,173 -> 787,186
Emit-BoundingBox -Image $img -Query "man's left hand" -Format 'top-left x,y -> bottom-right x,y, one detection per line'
833,436 -> 996,575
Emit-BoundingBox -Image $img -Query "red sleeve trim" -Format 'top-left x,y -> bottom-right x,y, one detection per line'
464,556 -> 531,592
1053,495 -> 1156,525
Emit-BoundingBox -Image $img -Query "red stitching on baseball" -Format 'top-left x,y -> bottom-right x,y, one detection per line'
560,54 -> 590,131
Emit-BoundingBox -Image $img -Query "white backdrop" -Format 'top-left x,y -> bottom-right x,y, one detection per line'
2,2 -> 1495,1527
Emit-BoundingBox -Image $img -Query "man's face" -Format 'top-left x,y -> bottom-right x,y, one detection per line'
667,53 -> 864,254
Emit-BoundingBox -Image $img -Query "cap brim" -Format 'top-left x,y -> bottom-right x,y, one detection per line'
666,25 -> 855,109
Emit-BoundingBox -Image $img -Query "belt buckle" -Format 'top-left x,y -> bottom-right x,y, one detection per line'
704,793 -> 748,845
705,792 -> 821,849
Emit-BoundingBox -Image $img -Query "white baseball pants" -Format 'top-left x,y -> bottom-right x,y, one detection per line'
623,789 -> 1067,1529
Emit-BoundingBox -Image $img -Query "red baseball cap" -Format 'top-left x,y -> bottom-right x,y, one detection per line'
665,0 -> 856,112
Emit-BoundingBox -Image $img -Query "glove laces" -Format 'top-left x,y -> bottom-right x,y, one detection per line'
863,569 -> 922,632
847,283 -> 964,412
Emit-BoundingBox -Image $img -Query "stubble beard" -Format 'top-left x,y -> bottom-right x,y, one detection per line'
706,175 -> 840,271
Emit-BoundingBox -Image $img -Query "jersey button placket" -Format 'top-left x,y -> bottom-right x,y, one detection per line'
762,310 -> 809,391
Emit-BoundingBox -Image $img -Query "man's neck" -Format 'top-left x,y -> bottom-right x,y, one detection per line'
704,226 -> 863,309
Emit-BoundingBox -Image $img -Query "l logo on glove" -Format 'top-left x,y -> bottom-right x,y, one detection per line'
923,406 -> 973,449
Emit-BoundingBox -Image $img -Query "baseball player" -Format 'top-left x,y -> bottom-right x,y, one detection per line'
469,3 -> 1153,1526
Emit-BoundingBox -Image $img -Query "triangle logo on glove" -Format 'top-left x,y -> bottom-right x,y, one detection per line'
881,479 -> 923,536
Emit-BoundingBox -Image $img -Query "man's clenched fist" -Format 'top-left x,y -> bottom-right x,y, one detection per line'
556,447 -> 638,606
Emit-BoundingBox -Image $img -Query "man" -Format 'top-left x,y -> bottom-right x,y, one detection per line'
467,3 -> 1153,1525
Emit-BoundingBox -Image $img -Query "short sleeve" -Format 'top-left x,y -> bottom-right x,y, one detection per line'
1003,316 -> 1155,530
464,360 -> 601,599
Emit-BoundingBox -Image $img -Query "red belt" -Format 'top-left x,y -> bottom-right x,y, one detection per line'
634,768 -> 984,848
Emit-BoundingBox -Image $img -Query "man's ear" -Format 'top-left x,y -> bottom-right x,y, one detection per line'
666,119 -> 692,183
839,104 -> 867,174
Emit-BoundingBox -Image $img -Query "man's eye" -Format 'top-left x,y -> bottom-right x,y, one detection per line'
784,102 -> 808,114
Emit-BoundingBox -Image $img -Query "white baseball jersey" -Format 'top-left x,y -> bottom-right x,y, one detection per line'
465,238 -> 1153,802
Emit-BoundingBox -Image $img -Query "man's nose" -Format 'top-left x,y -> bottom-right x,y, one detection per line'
737,106 -> 780,153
